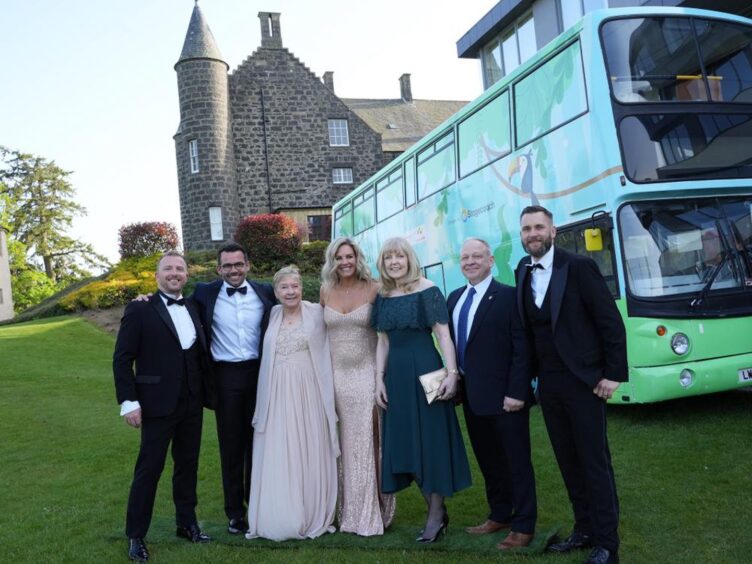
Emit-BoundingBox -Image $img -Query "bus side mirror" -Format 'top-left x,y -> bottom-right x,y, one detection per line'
585,228 -> 603,252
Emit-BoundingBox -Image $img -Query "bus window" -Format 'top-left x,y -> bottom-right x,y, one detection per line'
556,220 -> 618,297
694,19 -> 752,103
514,41 -> 587,147
417,131 -> 456,200
602,16 -> 752,104
334,202 -> 352,237
458,90 -> 511,178
404,158 -> 416,208
423,262 -> 446,296
353,187 -> 375,234
376,168 -> 404,222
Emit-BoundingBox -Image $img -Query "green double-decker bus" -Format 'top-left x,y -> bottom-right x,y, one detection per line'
332,7 -> 752,404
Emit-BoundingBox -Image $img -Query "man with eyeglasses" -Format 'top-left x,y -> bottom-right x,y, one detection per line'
193,242 -> 276,536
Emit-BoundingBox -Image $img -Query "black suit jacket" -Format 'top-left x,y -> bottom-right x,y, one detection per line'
113,293 -> 214,417
191,279 -> 276,360
515,247 -> 628,388
448,279 -> 532,416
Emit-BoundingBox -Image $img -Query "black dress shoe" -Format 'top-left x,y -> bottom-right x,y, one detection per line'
128,538 -> 149,562
227,518 -> 248,535
547,531 -> 593,553
176,524 -> 212,543
585,546 -> 619,564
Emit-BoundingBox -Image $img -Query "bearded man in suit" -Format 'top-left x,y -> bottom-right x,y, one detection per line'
191,242 -> 276,535
516,206 -> 627,564
114,251 -> 214,562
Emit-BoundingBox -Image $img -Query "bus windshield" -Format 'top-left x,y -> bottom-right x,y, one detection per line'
602,16 -> 752,104
619,197 -> 752,299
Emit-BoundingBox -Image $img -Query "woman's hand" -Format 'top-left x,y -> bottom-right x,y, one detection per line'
375,377 -> 388,409
437,373 -> 458,401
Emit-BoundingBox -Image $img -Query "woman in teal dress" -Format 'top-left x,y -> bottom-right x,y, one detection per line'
372,237 -> 471,543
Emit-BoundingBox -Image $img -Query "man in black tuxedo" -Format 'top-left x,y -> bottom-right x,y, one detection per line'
516,206 -> 627,564
114,251 -> 214,562
448,238 -> 536,550
192,242 -> 275,534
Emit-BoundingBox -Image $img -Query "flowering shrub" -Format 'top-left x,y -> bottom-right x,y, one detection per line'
234,214 -> 302,269
118,222 -> 179,259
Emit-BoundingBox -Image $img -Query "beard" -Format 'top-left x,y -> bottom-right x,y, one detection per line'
523,235 -> 553,258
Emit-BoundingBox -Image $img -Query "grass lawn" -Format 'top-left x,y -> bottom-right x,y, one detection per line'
0,316 -> 750,563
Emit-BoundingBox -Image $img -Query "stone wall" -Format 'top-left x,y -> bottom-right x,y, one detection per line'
0,230 -> 14,321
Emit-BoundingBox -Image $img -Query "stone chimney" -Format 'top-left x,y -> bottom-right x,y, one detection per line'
399,73 -> 412,102
258,12 -> 283,48
323,71 -> 334,92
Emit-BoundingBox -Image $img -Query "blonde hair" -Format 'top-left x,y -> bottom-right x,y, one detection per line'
320,237 -> 372,291
377,237 -> 421,294
273,264 -> 302,289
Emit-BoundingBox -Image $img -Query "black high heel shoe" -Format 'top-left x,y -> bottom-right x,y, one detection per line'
416,511 -> 449,544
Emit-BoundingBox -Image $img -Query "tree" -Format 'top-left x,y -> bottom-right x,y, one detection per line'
118,221 -> 179,259
0,146 -> 108,282
234,213 -> 302,268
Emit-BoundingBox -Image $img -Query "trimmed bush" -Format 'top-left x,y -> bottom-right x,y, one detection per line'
234,213 -> 302,271
118,221 -> 179,259
297,240 -> 328,275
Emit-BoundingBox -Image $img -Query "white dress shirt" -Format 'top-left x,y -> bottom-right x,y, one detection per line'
120,292 -> 196,416
530,245 -> 555,308
452,273 -> 494,342
210,281 -> 264,362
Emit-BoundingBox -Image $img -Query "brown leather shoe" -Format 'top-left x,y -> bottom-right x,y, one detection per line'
497,531 -> 534,550
465,519 -> 510,535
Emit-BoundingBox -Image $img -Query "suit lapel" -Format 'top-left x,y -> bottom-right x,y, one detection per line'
249,279 -> 273,311
205,280 -> 222,328
447,289 -> 461,337
150,294 -> 180,345
467,280 -> 498,345
186,300 -> 206,350
550,248 -> 568,331
516,259 -> 531,327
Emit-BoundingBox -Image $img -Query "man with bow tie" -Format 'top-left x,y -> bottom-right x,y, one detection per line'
447,238 -> 537,550
114,251 -> 215,561
192,242 -> 276,535
516,206 -> 627,564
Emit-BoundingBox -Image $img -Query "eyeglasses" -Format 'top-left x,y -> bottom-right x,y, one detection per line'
220,262 -> 247,271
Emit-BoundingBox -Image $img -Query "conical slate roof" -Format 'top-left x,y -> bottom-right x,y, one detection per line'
176,2 -> 226,67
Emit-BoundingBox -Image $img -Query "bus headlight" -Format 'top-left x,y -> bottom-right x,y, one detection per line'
679,369 -> 695,388
671,333 -> 690,355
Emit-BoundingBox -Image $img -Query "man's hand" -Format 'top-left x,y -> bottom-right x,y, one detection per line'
593,378 -> 620,400
132,294 -> 152,302
503,396 -> 524,412
124,408 -> 142,428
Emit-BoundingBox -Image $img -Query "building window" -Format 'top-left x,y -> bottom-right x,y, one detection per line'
208,207 -> 223,241
328,119 -> 350,146
308,215 -> 332,242
481,11 -> 536,87
189,139 -> 199,173
332,167 -> 354,184
560,0 -> 607,32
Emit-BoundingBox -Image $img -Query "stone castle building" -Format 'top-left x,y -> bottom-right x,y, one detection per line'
0,228 -> 14,321
174,4 -> 466,250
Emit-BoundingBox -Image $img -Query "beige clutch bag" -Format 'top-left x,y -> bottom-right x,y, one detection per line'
418,368 -> 447,404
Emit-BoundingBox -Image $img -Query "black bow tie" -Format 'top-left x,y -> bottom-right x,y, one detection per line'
160,292 -> 185,306
227,286 -> 248,296
526,263 -> 544,271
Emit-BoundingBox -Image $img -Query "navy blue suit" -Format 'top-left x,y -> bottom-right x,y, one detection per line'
191,278 -> 275,522
448,279 -> 537,533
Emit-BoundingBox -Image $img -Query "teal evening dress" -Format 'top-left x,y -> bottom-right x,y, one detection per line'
371,286 -> 471,497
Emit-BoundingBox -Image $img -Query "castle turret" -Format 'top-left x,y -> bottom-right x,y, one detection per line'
174,1 -> 238,251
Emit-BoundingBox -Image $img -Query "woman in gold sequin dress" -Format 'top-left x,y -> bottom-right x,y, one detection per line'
246,266 -> 339,541
320,238 -> 396,536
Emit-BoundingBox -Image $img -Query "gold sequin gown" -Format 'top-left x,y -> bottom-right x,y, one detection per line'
325,303 -> 396,536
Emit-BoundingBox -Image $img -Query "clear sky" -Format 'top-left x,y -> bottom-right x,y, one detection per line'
1,0 -> 494,262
